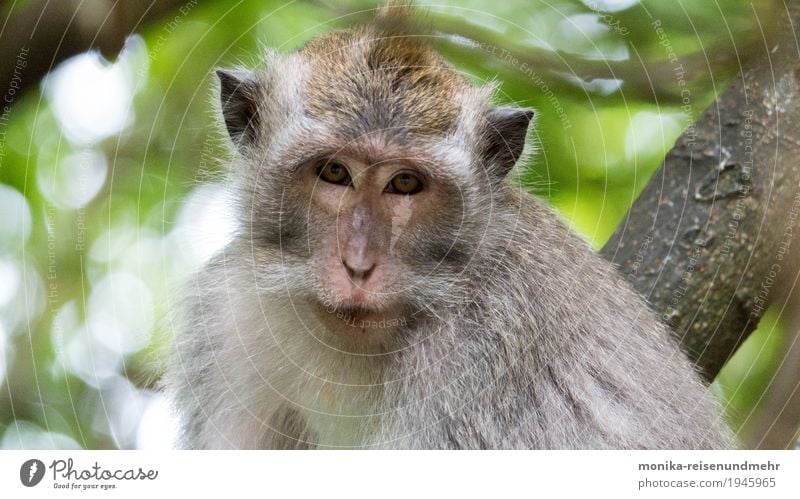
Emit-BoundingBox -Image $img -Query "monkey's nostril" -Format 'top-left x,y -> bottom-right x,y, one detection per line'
343,259 -> 376,284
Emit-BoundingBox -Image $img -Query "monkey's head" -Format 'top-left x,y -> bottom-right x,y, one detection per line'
216,5 -> 533,346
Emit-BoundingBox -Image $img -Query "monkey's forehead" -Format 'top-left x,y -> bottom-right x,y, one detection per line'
298,28 -> 472,137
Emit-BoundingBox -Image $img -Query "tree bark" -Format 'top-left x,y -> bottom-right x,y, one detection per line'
601,1 -> 800,382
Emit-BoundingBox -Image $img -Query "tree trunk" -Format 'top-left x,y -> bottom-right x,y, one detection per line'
601,1 -> 800,382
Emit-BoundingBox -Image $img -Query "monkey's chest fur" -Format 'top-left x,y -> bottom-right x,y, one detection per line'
169,259 -> 731,449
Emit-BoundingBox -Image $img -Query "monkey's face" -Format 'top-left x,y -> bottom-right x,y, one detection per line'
273,146 -> 475,341
216,40 -> 532,344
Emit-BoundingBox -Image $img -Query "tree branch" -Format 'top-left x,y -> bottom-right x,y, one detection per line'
0,0 -> 187,108
601,1 -> 800,381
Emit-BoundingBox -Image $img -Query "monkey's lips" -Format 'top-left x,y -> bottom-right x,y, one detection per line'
308,299 -> 407,337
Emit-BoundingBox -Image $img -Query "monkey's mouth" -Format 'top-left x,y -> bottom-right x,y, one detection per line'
328,303 -> 377,317
313,300 -> 381,322
307,298 -> 406,336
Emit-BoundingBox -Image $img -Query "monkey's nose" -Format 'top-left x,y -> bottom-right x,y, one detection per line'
343,258 -> 376,285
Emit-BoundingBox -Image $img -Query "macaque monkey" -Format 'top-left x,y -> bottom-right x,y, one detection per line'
165,4 -> 733,449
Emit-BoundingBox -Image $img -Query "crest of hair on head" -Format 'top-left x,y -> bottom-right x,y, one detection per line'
368,1 -> 429,40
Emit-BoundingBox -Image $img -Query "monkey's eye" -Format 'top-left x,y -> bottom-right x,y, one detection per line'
386,172 -> 423,195
317,161 -> 352,186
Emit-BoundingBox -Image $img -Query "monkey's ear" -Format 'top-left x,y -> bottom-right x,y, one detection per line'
216,68 -> 261,147
483,107 -> 534,176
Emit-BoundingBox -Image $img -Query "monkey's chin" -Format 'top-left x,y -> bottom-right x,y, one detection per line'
307,298 -> 408,341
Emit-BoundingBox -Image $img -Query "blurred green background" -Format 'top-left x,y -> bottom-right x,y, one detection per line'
0,0 -> 792,449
